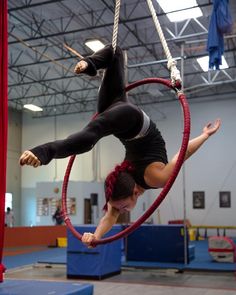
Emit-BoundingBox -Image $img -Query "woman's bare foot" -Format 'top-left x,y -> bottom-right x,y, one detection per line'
19,151 -> 41,167
74,60 -> 88,74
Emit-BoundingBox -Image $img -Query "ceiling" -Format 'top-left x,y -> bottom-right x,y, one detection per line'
8,0 -> 236,118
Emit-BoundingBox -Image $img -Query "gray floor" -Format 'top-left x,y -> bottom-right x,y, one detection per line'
4,263 -> 236,295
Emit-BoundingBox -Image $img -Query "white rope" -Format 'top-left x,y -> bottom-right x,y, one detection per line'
112,0 -> 121,53
146,0 -> 181,86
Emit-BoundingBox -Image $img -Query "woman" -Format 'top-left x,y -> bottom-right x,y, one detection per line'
19,44 -> 221,247
52,205 -> 64,225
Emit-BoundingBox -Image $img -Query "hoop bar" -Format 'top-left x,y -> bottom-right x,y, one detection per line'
62,78 -> 191,245
61,155 -> 83,240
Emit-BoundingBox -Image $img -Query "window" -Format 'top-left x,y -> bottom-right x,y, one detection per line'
157,0 -> 202,22
5,193 -> 13,211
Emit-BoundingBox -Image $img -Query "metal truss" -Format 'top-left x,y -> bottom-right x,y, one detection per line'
7,0 -> 236,117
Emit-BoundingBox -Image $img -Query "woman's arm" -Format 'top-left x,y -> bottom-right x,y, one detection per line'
145,119 -> 221,188
82,204 -> 120,247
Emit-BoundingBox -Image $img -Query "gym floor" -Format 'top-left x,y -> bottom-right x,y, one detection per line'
4,262 -> 236,295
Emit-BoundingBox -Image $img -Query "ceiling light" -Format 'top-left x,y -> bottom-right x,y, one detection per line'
157,0 -> 202,22
197,56 -> 229,72
85,40 -> 105,52
23,104 -> 43,112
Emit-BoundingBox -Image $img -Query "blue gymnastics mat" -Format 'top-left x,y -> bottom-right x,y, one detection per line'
3,248 -> 66,269
4,240 -> 236,272
0,280 -> 93,295
123,240 -> 236,272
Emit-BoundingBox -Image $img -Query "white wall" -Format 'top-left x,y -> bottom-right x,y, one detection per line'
21,97 -> 236,228
34,181 -> 104,226
7,108 -> 22,225
149,98 -> 236,227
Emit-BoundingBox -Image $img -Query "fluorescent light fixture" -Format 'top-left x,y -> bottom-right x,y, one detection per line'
85,39 -> 105,52
157,0 -> 202,22
197,56 -> 229,72
24,104 -> 43,112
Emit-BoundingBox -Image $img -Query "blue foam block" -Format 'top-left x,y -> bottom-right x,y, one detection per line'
126,224 -> 189,263
0,280 -> 93,295
67,225 -> 122,279
189,244 -> 195,260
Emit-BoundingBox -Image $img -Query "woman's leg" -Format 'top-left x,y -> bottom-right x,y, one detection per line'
96,45 -> 127,113
19,45 -> 127,167
79,44 -> 127,113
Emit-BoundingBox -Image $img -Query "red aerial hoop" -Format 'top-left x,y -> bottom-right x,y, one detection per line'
62,77 -> 191,246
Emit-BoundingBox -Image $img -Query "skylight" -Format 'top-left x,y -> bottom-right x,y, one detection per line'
157,0 -> 203,22
85,40 -> 105,52
197,56 -> 229,72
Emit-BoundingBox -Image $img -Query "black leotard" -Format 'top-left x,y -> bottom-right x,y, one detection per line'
121,121 -> 168,189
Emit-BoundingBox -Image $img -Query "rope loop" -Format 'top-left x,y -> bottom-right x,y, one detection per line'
167,59 -> 182,87
146,0 -> 182,87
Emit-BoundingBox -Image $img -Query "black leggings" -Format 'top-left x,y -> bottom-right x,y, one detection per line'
84,44 -> 127,113
30,45 -> 142,165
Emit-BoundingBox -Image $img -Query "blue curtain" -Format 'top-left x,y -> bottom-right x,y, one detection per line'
207,0 -> 233,69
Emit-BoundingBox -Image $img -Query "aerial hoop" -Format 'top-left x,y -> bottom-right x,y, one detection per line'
62,77 -> 191,246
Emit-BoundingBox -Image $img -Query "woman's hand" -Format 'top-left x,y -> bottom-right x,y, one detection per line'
19,150 -> 41,167
81,232 -> 97,248
203,119 -> 221,138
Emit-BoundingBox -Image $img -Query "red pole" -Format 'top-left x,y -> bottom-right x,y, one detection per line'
0,0 -> 8,283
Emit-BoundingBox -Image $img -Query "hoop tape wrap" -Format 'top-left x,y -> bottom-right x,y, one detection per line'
62,78 -> 191,246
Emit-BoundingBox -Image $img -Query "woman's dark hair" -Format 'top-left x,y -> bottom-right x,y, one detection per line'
103,160 -> 135,211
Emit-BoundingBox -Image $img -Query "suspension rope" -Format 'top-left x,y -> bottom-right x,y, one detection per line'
146,0 -> 181,86
112,0 -> 121,53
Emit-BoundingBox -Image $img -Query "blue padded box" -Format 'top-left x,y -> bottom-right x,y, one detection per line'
126,224 -> 190,263
0,280 -> 93,295
67,225 -> 122,279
